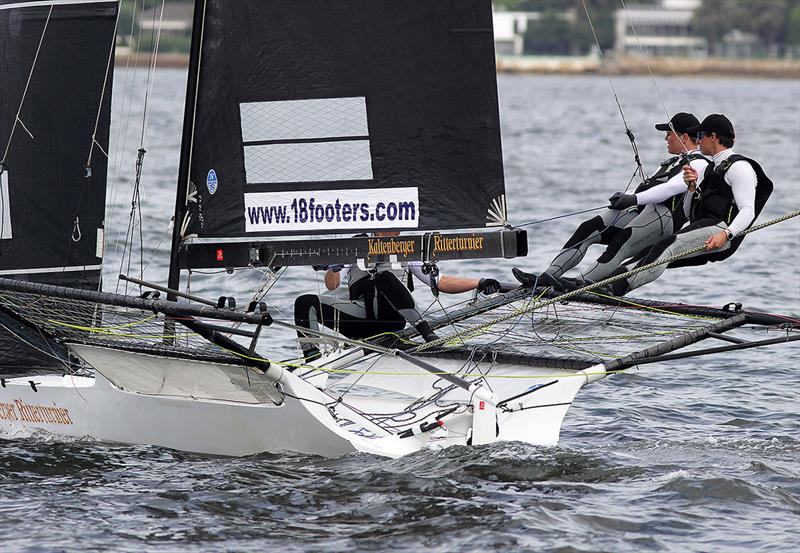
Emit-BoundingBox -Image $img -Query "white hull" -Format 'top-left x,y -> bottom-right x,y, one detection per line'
0,345 -> 597,458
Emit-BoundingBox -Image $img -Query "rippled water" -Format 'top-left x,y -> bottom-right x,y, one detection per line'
2,71 -> 799,552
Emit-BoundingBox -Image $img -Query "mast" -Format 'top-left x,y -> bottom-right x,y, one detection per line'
166,0 -> 206,301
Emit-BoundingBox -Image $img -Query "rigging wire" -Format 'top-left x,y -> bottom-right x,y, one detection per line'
0,6 -> 52,166
139,0 -> 167,147
618,0 -> 690,155
514,205 -> 607,228
116,0 -> 169,292
85,0 -> 121,171
108,0 -> 145,270
579,0 -> 646,186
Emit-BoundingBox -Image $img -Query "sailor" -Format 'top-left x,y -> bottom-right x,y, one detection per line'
607,114 -> 773,295
293,238 -> 502,361
513,112 -> 710,291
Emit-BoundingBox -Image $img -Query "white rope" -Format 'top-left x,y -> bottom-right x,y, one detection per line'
579,0 -> 647,184
1,5 -> 53,164
114,0 -> 169,290
85,0 -> 121,168
618,0 -> 690,155
139,0 -> 167,147
106,0 -> 142,265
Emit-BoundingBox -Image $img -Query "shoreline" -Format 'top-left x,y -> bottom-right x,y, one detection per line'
497,54 -> 800,79
114,52 -> 800,79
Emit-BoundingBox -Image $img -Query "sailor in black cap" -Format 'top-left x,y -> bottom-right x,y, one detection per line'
608,114 -> 773,294
513,112 -> 710,291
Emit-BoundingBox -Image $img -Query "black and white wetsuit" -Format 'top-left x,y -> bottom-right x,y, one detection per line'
612,149 -> 772,294
293,262 -> 434,354
546,151 -> 709,282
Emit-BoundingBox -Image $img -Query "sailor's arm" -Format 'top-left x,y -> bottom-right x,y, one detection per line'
409,264 -> 498,294
705,161 -> 757,249
632,184 -> 677,205
437,275 -> 481,294
634,161 -> 699,204
724,162 -> 757,236
609,158 -> 702,208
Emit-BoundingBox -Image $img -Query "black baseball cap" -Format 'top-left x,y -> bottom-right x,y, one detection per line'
687,114 -> 735,139
654,112 -> 700,134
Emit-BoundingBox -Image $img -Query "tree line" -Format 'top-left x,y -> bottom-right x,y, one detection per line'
494,0 -> 800,56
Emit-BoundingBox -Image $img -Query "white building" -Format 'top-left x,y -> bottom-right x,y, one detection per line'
492,10 -> 540,56
140,3 -> 193,36
614,0 -> 707,57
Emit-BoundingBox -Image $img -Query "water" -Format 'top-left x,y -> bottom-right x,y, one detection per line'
1,71 -> 799,552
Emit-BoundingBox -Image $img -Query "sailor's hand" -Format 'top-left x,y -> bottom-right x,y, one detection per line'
683,165 -> 698,192
608,192 -> 637,210
705,231 -> 728,250
477,277 -> 502,295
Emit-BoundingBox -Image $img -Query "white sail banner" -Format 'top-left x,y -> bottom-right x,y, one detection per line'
243,187 -> 419,232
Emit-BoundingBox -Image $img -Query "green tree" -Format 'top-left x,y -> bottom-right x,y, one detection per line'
788,4 -> 800,46
499,0 -> 657,55
693,0 -> 796,53
524,11 -> 573,54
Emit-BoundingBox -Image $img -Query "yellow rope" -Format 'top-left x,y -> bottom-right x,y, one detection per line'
46,314 -> 158,332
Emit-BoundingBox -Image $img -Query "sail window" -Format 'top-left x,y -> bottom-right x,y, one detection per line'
239,97 -> 374,184
1,170 -> 11,240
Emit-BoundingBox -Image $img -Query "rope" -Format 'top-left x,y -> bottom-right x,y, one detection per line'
414,210 -> 800,352
107,0 -> 143,272
580,0 -> 646,183
85,1 -> 121,169
139,0 -> 167,147
515,205 -> 607,228
618,0 -> 690,156
1,6 -> 53,165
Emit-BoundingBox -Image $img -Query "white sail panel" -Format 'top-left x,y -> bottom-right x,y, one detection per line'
1,171 -> 11,240
243,141 -> 374,184
240,97 -> 369,142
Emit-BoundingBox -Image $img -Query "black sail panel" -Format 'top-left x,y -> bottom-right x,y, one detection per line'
0,0 -> 116,288
185,0 -> 505,238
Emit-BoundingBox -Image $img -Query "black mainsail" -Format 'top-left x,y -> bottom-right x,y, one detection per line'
0,0 -> 116,288
171,0 -> 522,278
0,0 -> 116,372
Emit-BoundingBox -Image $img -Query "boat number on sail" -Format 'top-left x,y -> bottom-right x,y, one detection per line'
206,169 -> 218,195
0,400 -> 73,425
244,187 -> 419,232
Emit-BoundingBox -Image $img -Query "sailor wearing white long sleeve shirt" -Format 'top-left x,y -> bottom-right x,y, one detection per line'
513,112 -> 710,291
609,114 -> 773,295
688,147 -> 757,248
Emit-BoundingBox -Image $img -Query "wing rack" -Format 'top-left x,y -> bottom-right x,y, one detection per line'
179,229 -> 527,269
